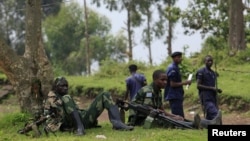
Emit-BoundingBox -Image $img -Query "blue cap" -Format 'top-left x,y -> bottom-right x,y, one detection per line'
171,51 -> 182,58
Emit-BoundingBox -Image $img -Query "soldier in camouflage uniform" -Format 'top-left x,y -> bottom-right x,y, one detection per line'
128,70 -> 221,129
43,77 -> 133,136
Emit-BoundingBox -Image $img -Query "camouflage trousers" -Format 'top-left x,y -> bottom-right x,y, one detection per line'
62,92 -> 114,129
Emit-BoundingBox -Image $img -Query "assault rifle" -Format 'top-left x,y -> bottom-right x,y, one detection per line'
18,107 -> 57,137
116,99 -> 193,129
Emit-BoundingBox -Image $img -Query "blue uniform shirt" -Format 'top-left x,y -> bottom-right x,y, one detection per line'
196,67 -> 217,100
164,62 -> 184,100
126,73 -> 146,100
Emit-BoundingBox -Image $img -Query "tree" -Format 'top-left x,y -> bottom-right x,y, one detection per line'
136,0 -> 154,65
91,0 -> 143,61
44,2 -> 127,75
0,0 -> 26,55
153,0 -> 181,56
182,0 -> 249,54
83,0 -> 91,75
0,0 -> 53,112
0,0 -> 62,55
228,0 -> 245,55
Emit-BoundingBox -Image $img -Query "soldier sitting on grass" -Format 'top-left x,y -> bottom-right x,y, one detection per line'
43,77 -> 134,136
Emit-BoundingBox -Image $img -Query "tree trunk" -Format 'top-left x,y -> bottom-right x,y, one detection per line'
127,9 -> 133,61
84,0 -> 91,75
0,0 -> 53,113
167,0 -> 172,56
123,1 -> 133,61
146,7 -> 153,65
228,0 -> 246,55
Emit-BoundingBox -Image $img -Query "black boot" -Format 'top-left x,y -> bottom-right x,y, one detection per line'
108,105 -> 134,131
200,110 -> 222,129
71,109 -> 85,135
192,113 -> 201,129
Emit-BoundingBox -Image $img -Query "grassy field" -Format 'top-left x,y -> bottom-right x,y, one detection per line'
0,93 -> 208,141
0,112 -> 207,141
0,90 -> 208,141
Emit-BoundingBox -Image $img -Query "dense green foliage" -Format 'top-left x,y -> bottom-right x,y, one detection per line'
0,0 -> 62,55
43,2 -> 128,75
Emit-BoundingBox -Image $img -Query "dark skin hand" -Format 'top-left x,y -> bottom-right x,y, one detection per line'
170,80 -> 192,87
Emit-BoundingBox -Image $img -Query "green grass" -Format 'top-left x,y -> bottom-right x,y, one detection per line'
0,113 -> 207,141
0,96 -> 208,141
66,75 -> 126,91
0,73 -> 6,79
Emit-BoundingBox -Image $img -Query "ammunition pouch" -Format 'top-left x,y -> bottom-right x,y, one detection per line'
143,110 -> 172,129
143,116 -> 156,129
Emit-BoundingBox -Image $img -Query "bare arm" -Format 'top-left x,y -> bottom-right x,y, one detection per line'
170,80 -> 192,87
124,85 -> 129,101
159,106 -> 184,121
197,79 -> 222,93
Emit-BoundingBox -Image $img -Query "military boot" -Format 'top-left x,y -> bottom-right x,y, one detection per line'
200,110 -> 222,128
177,113 -> 201,129
192,113 -> 201,129
108,105 -> 134,131
71,109 -> 85,135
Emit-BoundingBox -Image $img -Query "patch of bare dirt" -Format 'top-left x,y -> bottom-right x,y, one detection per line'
74,96 -> 109,122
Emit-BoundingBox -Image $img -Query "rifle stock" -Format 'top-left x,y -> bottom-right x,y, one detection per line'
18,106 -> 57,136
18,115 -> 50,136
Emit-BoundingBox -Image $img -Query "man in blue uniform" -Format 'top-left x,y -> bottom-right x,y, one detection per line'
125,64 -> 147,101
196,55 -> 222,121
164,52 -> 192,118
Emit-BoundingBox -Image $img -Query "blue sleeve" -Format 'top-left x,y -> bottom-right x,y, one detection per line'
196,69 -> 203,81
167,69 -> 177,82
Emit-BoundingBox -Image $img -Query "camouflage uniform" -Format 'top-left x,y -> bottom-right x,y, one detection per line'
132,83 -> 163,108
43,76 -> 133,135
129,83 -> 221,129
44,91 -> 114,129
129,83 -> 166,126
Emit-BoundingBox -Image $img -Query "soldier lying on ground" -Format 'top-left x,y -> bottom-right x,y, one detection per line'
127,69 -> 222,129
43,77 -> 133,136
